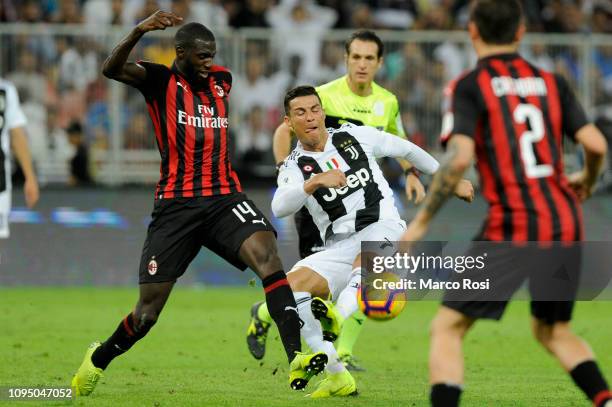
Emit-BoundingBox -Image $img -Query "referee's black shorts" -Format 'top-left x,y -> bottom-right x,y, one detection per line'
139,193 -> 275,283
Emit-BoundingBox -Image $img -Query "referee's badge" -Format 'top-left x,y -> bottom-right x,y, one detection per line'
148,257 -> 158,275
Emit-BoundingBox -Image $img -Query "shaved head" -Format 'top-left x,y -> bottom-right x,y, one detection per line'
174,22 -> 215,49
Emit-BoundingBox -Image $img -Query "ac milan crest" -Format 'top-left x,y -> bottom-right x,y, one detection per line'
148,257 -> 158,275
215,84 -> 225,97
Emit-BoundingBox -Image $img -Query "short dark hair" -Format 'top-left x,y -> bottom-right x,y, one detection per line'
175,22 -> 215,49
470,0 -> 523,45
284,86 -> 322,115
345,30 -> 384,59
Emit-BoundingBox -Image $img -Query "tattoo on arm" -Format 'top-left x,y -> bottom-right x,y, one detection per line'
421,144 -> 464,221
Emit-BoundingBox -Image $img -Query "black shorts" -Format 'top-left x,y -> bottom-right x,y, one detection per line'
293,206 -> 324,259
139,193 -> 276,284
443,300 -> 576,325
442,242 -> 581,324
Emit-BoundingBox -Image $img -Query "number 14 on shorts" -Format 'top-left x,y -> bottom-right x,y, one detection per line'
232,201 -> 267,226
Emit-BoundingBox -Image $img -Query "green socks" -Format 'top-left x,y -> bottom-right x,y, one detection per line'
257,301 -> 273,324
336,312 -> 366,356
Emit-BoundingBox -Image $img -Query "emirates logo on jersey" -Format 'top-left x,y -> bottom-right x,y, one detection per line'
215,84 -> 225,97
177,104 -> 229,129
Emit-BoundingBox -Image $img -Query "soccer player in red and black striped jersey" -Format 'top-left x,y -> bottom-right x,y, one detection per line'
71,11 -> 327,396
402,1 -> 610,406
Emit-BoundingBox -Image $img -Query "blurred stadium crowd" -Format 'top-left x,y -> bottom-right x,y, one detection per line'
0,0 -> 611,185
2,0 -> 611,32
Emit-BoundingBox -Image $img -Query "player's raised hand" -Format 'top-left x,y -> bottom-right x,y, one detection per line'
454,179 -> 474,202
136,10 -> 183,33
316,169 -> 347,189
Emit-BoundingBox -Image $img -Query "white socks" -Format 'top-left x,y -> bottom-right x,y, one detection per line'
294,291 -> 345,374
335,268 -> 361,319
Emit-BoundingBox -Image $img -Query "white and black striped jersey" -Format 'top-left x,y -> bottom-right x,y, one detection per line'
272,123 -> 439,243
0,79 -> 27,193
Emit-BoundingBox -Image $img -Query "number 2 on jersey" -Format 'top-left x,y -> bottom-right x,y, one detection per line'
513,103 -> 553,179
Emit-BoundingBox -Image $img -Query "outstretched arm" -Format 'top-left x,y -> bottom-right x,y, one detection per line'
370,130 -> 440,175
102,10 -> 182,86
373,130 -> 473,202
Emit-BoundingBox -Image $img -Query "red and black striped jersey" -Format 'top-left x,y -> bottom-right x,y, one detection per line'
441,53 -> 587,242
136,61 -> 242,199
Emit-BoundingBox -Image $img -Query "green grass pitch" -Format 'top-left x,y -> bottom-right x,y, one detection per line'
1,287 -> 610,406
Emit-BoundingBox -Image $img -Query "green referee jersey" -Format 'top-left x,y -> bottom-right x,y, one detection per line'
316,76 -> 405,138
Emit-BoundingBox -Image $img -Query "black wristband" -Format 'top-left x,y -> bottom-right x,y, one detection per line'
404,167 -> 420,177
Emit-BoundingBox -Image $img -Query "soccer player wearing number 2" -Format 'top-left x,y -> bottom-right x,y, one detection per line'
71,11 -> 326,396
401,1 -> 611,406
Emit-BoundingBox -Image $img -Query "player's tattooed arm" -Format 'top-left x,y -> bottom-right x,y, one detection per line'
402,135 -> 474,241
422,144 -> 466,218
102,11 -> 182,86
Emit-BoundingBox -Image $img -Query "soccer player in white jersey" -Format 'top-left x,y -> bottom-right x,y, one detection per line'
269,86 -> 473,398
0,78 -> 39,238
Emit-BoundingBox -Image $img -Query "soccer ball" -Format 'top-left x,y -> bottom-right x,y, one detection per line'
357,272 -> 406,321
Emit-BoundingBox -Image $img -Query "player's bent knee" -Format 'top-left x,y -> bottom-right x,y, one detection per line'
532,319 -> 571,350
286,268 -> 311,291
287,267 -> 329,297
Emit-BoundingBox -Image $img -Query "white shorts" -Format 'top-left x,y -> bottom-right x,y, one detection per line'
0,190 -> 10,239
289,218 -> 406,301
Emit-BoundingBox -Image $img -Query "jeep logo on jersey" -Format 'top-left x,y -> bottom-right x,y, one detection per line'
321,168 -> 370,202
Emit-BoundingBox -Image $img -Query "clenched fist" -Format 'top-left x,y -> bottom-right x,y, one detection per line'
136,10 -> 183,33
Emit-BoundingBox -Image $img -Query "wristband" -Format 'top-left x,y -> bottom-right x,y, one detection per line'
404,167 -> 420,178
